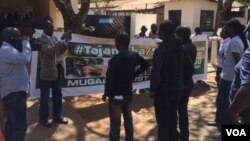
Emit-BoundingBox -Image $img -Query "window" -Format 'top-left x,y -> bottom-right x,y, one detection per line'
200,10 -> 214,31
169,10 -> 181,26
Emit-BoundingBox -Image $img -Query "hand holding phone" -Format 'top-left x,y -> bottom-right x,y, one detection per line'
61,30 -> 72,42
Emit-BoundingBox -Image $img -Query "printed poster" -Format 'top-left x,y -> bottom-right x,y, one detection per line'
30,31 -> 208,98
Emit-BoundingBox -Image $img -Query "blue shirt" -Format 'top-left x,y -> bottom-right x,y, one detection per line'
230,48 -> 250,103
0,41 -> 31,98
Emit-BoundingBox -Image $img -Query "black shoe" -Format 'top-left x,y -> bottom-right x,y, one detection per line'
40,121 -> 52,128
207,121 -> 217,126
53,117 -> 68,124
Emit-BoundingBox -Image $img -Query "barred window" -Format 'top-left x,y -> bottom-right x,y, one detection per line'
200,10 -> 214,31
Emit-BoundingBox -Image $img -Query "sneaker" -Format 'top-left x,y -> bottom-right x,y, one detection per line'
207,121 -> 217,126
40,121 -> 52,128
52,117 -> 68,124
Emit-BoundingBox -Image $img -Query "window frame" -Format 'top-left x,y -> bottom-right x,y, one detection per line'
200,10 -> 214,32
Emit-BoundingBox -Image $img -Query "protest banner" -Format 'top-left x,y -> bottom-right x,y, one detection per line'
30,31 -> 208,98
191,35 -> 209,80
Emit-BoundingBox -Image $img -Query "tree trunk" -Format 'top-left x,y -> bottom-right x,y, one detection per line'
214,0 -> 224,36
214,0 -> 234,36
53,0 -> 90,34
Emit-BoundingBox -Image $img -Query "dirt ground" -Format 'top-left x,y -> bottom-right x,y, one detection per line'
23,64 -> 221,141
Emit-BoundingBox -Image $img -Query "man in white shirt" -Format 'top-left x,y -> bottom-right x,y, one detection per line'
0,27 -> 31,141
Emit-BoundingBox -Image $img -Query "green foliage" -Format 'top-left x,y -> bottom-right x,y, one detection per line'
237,0 -> 250,6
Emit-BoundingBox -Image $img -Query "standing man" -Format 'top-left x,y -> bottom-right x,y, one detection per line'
37,20 -> 71,127
176,25 -> 196,141
0,27 -> 31,141
102,33 -> 149,141
191,27 -> 202,37
138,25 -> 148,38
150,20 -> 193,141
149,23 -> 158,39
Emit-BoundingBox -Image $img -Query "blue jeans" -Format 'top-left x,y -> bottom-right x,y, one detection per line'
3,91 -> 27,141
109,96 -> 133,141
216,79 -> 232,126
39,65 -> 63,123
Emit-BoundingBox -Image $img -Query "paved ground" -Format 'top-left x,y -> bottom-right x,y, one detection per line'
24,64 -> 221,141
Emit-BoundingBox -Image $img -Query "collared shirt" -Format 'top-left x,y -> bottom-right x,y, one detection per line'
0,41 -> 31,98
230,48 -> 250,103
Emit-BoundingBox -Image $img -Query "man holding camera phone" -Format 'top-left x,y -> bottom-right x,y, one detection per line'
37,19 -> 72,128
0,27 -> 31,141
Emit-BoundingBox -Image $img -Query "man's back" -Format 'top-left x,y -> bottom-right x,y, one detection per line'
183,42 -> 197,64
105,51 -> 149,97
151,37 -> 193,94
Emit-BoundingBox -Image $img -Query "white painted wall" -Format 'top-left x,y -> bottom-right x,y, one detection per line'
130,13 -> 157,38
164,0 -> 217,36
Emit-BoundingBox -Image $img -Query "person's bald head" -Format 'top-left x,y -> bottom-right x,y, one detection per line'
2,27 -> 21,42
43,20 -> 54,36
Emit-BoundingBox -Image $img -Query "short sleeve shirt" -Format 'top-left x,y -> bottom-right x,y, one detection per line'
230,48 -> 250,103
221,36 -> 245,81
217,38 -> 230,67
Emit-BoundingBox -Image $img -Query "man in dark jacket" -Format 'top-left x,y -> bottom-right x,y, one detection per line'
176,25 -> 197,141
102,33 -> 149,141
150,20 -> 193,141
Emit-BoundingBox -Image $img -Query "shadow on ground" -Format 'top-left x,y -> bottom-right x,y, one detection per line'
26,65 -> 221,141
25,100 -> 85,141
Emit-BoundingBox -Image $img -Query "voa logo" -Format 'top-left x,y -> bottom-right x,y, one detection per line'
226,129 -> 246,136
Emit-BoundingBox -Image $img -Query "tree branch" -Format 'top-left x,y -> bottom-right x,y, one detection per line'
104,0 -> 111,9
78,0 -> 90,17
63,0 -> 75,17
223,0 -> 234,13
53,0 -> 64,10
95,1 -> 100,12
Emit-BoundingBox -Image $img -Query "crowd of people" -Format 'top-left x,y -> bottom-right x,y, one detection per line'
0,15 -> 250,141
207,19 -> 250,138
136,24 -> 159,39
0,9 -> 36,36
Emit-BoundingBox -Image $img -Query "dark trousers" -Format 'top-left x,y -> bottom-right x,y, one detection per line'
177,83 -> 194,141
108,96 -> 133,141
215,79 -> 232,126
3,91 -> 27,141
39,65 -> 63,123
215,66 -> 222,87
154,92 -> 181,141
